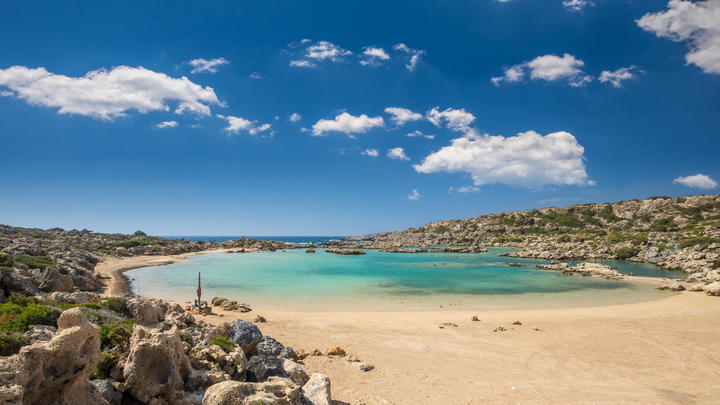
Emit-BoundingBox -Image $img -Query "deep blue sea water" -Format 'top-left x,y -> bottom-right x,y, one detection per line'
126,247 -> 679,311
163,235 -> 343,245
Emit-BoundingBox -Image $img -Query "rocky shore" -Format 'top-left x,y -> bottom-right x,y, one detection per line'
0,226 -> 331,404
0,294 -> 333,404
335,194 -> 720,295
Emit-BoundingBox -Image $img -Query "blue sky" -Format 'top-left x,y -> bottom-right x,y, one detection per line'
1,0 -> 718,235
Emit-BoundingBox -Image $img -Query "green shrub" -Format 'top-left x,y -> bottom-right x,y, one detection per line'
236,239 -> 246,247
599,205 -> 620,222
99,319 -> 135,349
209,336 -> 236,353
433,226 -> 450,234
629,233 -> 649,246
678,236 -> 720,248
13,255 -> 54,269
0,331 -> 27,356
614,247 -> 638,259
605,230 -> 623,244
650,217 -> 677,232
179,332 -> 193,345
92,351 -> 118,379
0,253 -> 11,266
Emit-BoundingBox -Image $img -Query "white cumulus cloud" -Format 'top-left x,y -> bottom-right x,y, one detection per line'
492,53 -> 592,87
217,114 -> 271,135
311,112 -> 384,137
0,65 -> 221,120
599,65 -> 641,87
289,113 -> 302,122
414,129 -> 592,188
188,57 -> 229,74
673,173 -> 718,189
408,189 -> 421,200
361,47 -> 390,66
637,0 -> 720,74
362,148 -> 379,157
387,147 -> 410,161
384,107 -> 423,126
427,107 -> 476,131
289,60 -> 316,68
155,120 -> 178,129
393,43 -> 426,71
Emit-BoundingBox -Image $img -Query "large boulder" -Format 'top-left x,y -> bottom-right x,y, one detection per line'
119,325 -> 192,404
202,377 -> 301,405
246,355 -> 288,382
301,373 -> 332,405
228,319 -> 263,355
257,336 -> 284,356
0,307 -> 107,405
127,298 -> 165,326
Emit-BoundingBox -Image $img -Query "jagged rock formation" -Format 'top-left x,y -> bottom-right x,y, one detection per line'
0,308 -> 106,405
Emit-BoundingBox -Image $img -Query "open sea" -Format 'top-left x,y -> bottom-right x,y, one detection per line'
126,247 -> 681,311
163,235 -> 344,245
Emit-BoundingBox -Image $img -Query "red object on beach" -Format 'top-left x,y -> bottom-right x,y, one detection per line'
197,272 -> 202,301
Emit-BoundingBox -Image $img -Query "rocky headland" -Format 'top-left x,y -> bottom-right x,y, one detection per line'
334,194 -> 720,295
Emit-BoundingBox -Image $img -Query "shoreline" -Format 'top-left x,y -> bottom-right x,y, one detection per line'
95,251 -> 720,403
94,247 -> 235,296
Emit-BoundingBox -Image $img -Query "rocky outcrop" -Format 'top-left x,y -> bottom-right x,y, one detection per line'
536,262 -> 624,280
202,377 -> 301,405
0,308 -> 106,405
325,247 -> 366,255
117,325 -> 192,404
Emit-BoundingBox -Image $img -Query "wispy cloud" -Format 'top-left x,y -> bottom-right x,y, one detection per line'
491,53 -> 592,87
155,121 -> 178,129
387,147 -> 410,161
188,57 -> 229,74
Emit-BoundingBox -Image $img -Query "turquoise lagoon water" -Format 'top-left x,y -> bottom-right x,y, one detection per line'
126,248 -> 679,311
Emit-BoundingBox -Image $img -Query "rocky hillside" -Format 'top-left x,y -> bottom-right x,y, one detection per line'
341,194 -> 720,293
0,225 -> 290,300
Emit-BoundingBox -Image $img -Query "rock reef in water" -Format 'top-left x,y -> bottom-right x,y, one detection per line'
536,262 -> 624,280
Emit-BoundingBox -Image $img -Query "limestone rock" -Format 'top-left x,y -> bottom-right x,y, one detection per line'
0,307 -> 107,405
228,319 -> 263,355
301,373 -> 331,405
121,325 -> 192,404
127,298 -> 165,326
246,355 -> 288,382
202,377 -> 301,405
283,359 -> 309,385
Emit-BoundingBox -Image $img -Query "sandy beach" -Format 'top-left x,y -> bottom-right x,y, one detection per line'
98,253 -> 720,404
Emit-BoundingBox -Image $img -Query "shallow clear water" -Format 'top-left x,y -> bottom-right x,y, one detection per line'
126,248 -> 679,311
